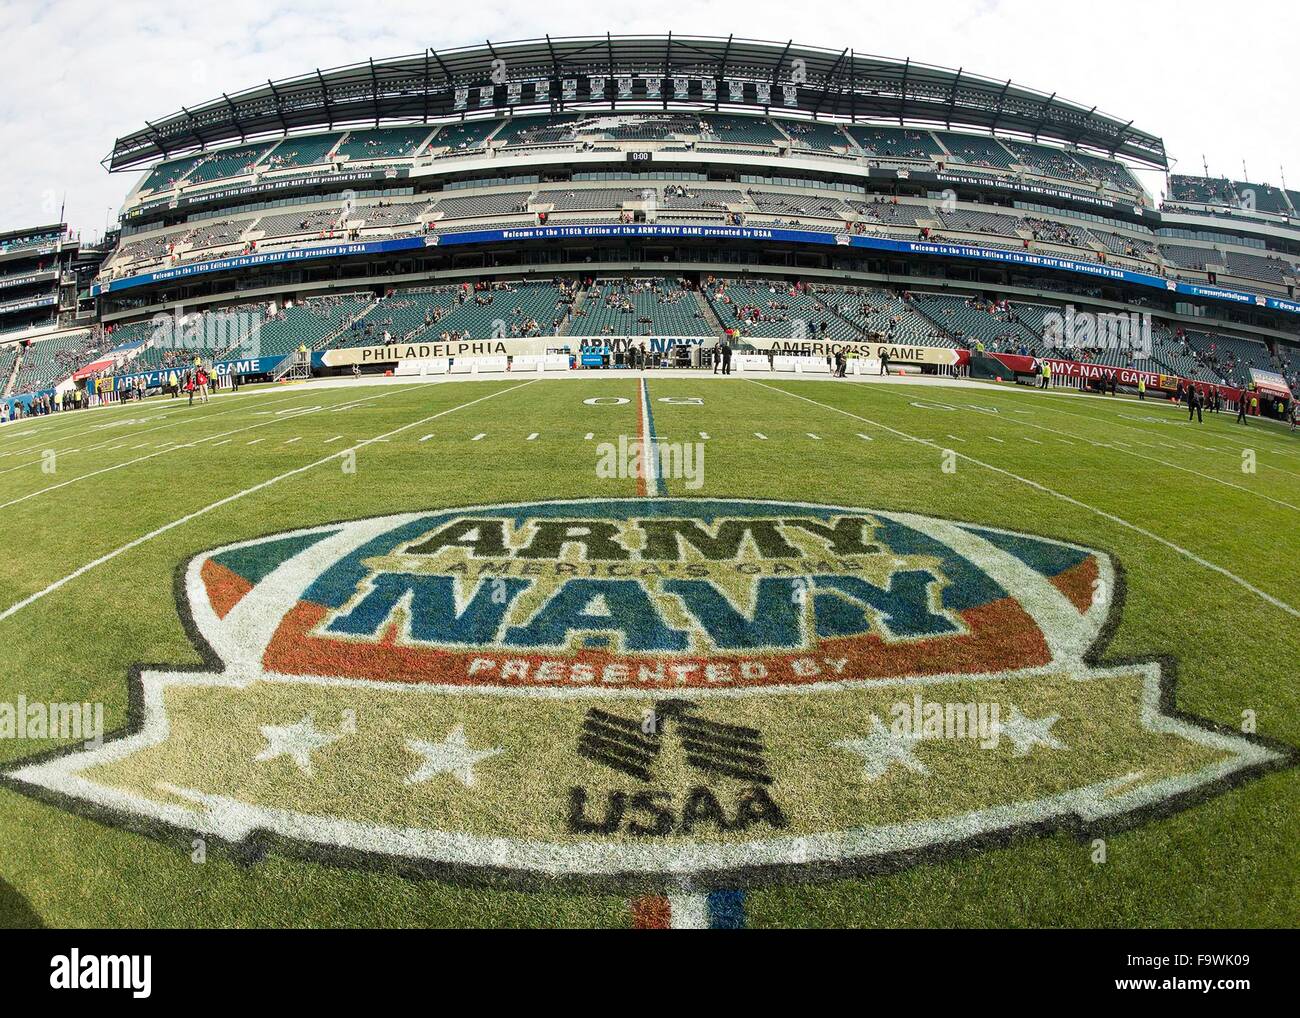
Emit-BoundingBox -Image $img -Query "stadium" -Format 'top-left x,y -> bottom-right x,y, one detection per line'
0,25 -> 1297,944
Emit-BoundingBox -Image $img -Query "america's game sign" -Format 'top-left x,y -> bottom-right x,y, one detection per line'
6,499 -> 1285,885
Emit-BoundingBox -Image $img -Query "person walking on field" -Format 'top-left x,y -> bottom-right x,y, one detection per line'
1236,393 -> 1248,425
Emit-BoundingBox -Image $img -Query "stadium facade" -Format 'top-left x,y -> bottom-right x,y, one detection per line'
2,35 -> 1298,415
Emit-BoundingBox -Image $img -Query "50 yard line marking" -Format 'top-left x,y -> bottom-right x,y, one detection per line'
0,379 -> 537,626
750,380 -> 1300,620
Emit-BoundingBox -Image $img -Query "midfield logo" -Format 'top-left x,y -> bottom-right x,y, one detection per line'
4,499 -> 1291,886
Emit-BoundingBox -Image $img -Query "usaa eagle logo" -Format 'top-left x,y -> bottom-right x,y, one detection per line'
5,499 -> 1290,886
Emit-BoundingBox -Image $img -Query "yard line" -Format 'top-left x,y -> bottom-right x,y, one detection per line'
1056,438 -> 1074,445
806,433 -> 821,440
946,434 -> 966,443
0,390 -> 267,451
526,433 -> 539,441
956,396 -> 1300,514
284,437 -> 302,445
750,380 -> 1300,621
211,439 -> 231,447
246,439 -> 264,446
325,435 -> 343,444
471,433 -> 487,441
0,380 -> 537,625
1023,437 -> 1043,444
418,434 -> 435,442
987,436 -> 1004,443
856,433 -> 872,441
0,387 -> 414,515
754,432 -> 768,440
70,390 -> 310,455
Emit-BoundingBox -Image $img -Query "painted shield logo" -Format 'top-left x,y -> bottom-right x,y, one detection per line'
6,499 -> 1288,886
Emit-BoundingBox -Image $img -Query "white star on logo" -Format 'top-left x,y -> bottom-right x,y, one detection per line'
836,714 -> 929,781
996,706 -> 1066,756
405,725 -> 503,788
254,713 -> 342,776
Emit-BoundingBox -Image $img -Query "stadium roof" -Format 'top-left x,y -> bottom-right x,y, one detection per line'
105,34 -> 1167,171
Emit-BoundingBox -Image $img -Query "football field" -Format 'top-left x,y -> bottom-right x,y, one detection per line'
0,372 -> 1296,928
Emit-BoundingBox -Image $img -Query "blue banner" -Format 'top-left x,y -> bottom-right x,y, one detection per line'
92,224 -> 1300,317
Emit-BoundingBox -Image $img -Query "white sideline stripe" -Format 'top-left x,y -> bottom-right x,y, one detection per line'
74,390 -> 308,454
996,391 -> 1300,466
750,381 -> 1300,621
0,380 -> 536,626
754,432 -> 767,440
526,433 -> 538,441
0,387 -> 415,515
0,391 -> 269,456
946,394 -> 1300,515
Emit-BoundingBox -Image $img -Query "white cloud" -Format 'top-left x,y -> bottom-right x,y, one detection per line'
1,0 -> 1296,239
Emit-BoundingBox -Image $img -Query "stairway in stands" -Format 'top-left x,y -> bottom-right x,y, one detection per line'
4,348 -> 24,396
695,291 -> 729,340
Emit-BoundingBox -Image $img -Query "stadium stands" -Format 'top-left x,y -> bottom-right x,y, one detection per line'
430,281 -> 573,338
249,296 -> 373,358
779,121 -> 852,154
186,218 -> 255,250
568,279 -> 710,337
700,115 -> 782,147
823,287 -> 957,347
138,153 -> 207,193
255,209 -> 343,240
1003,142 -> 1090,184
9,330 -> 97,394
908,293 -> 1044,354
936,133 -> 1017,170
335,126 -> 435,160
186,143 -> 276,185
847,126 -> 944,160
492,115 -> 579,147
706,279 -> 862,341
429,120 -> 500,155
262,133 -> 345,171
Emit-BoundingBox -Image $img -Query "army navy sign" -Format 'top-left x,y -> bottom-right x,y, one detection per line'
7,499 -> 1286,884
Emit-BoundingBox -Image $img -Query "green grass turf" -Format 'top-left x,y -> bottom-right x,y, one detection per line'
0,374 -> 1295,927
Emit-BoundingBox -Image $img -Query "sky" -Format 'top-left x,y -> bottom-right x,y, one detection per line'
1,0 -> 1296,240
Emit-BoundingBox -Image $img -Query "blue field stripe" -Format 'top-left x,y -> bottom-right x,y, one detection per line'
707,889 -> 747,929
